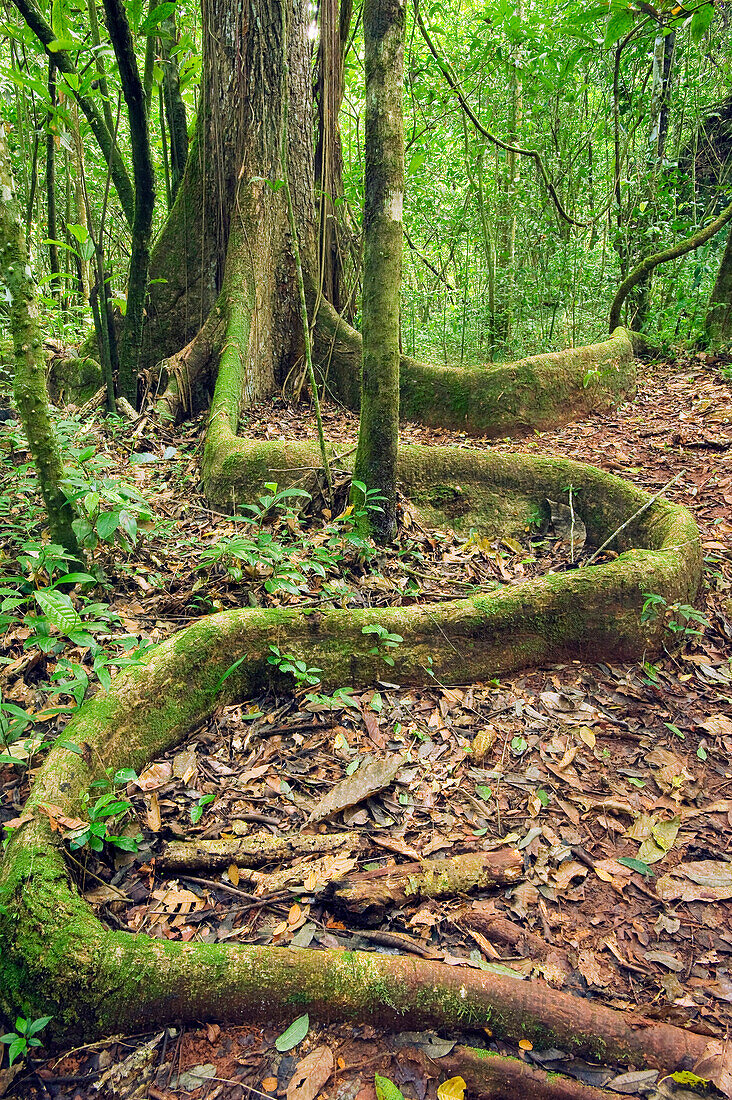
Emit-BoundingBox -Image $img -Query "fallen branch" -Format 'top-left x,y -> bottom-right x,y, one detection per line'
438,1046 -> 617,1100
160,830 -> 362,872
583,475 -> 681,567
329,849 -> 521,918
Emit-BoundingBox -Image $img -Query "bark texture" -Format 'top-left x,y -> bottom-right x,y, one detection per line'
706,223 -> 732,343
0,118 -> 79,557
143,0 -> 315,381
353,0 -> 405,540
102,0 -> 155,407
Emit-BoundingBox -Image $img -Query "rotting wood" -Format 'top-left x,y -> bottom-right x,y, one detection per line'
438,1046 -> 617,1100
330,849 -> 523,918
160,830 -> 362,872
456,905 -> 568,962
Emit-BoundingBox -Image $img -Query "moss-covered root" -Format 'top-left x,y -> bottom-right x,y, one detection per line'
0,826 -> 727,1084
314,299 -> 635,436
440,1046 -> 622,1100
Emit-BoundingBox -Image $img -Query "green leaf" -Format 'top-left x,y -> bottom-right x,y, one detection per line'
375,1076 -> 406,1100
96,511 -> 120,540
689,3 -> 713,42
26,1016 -> 52,1036
617,856 -> 654,878
274,1014 -> 309,1052
476,784 -> 493,801
34,589 -> 81,635
604,8 -> 634,46
139,1 -> 176,32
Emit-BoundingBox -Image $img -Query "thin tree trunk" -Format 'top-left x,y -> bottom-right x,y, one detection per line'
0,116 -> 80,557
352,0 -> 405,541
102,0 -> 156,407
46,59 -> 61,301
160,14 -> 188,202
11,0 -> 135,226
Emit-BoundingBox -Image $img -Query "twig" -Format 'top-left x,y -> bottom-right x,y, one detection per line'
583,474 -> 681,567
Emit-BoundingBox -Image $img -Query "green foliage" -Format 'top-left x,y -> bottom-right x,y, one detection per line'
0,1015 -> 52,1066
361,623 -> 403,665
66,790 -> 141,854
641,593 -> 710,639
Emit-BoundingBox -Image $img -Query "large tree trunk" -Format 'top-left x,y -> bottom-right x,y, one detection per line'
706,223 -> 732,343
143,0 -> 316,394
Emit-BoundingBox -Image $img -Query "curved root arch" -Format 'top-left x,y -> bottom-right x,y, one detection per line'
0,450 -> 708,1060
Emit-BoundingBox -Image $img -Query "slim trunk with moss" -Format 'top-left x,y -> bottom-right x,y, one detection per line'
0,117 -> 79,558
45,59 -> 61,301
352,0 -> 405,542
706,224 -> 732,343
160,14 -> 188,203
102,0 -> 155,407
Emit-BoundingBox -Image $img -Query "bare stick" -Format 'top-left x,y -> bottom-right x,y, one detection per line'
584,474 -> 681,567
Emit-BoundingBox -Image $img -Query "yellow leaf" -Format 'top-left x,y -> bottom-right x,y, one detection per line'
669,1070 -> 709,1086
272,920 -> 289,937
471,727 -> 497,761
518,1039 -> 533,1051
577,726 -> 595,749
262,1078 -> 278,1092
228,863 -> 240,886
437,1077 -> 466,1100
288,903 -> 302,926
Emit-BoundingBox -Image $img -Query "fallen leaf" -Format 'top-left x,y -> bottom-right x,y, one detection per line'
307,755 -> 404,824
437,1076 -> 466,1100
136,761 -> 173,791
656,861 -> 732,902
172,749 -> 197,784
286,1046 -> 335,1100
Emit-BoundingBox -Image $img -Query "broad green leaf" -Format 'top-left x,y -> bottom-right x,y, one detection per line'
375,1076 -> 406,1100
618,856 -> 654,878
604,9 -> 633,46
139,1 -> 176,32
274,1014 -> 309,1052
96,511 -> 120,540
689,3 -> 713,42
34,590 -> 81,635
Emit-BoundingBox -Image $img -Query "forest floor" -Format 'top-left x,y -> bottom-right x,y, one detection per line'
2,351 -> 732,1100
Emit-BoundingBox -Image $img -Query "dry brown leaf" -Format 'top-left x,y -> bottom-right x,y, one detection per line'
656,860 -> 732,902
145,791 -> 161,832
136,761 -> 173,791
699,714 -> 732,738
172,749 -> 197,784
552,859 -> 587,891
307,754 -> 404,824
471,727 -> 497,761
286,1042 -> 334,1100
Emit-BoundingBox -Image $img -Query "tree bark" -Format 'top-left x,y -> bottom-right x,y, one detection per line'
45,59 -> 61,301
352,0 -> 405,540
102,0 -> 155,408
331,849 -> 522,919
706,223 -> 732,343
0,116 -> 80,557
143,0 -> 316,381
159,14 -> 189,202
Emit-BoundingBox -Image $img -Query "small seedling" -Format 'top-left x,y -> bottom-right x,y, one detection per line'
1,1015 -> 52,1066
362,624 -> 403,666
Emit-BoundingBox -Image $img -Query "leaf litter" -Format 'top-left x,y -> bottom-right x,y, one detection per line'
3,355 -> 732,1098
